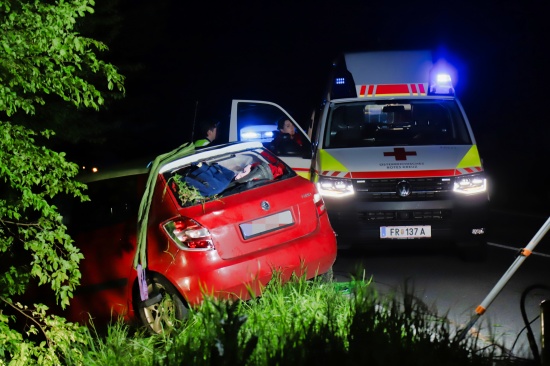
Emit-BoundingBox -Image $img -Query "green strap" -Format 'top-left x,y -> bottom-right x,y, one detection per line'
133,142 -> 196,269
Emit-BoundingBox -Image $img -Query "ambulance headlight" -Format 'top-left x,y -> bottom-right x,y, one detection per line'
453,173 -> 487,195
317,177 -> 354,198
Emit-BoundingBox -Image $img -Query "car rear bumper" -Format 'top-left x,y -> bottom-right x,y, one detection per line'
164,215 -> 337,305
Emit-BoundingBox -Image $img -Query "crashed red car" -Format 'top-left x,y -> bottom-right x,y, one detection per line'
64,141 -> 337,333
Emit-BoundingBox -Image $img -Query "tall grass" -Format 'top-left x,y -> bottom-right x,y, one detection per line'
58,271 -> 528,366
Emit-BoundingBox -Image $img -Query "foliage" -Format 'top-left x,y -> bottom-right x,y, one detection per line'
0,0 -> 125,363
0,0 -> 125,117
164,174 -> 206,207
164,174 -> 222,209
0,301 -> 88,365
0,122 -> 87,305
53,273 -> 525,366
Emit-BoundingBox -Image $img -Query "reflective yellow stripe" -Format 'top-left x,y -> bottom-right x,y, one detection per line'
318,149 -> 349,171
456,145 -> 482,168
314,149 -> 350,183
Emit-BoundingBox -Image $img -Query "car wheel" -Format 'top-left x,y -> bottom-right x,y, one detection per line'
136,273 -> 188,334
312,266 -> 334,283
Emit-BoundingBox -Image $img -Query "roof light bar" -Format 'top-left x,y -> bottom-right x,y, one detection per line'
428,72 -> 455,96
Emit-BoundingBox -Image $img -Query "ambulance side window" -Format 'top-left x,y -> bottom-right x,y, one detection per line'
235,102 -> 310,157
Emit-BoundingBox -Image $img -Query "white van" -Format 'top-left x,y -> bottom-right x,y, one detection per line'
229,50 -> 489,260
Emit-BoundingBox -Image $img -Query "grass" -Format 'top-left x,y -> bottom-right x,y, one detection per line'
49,271 -> 534,365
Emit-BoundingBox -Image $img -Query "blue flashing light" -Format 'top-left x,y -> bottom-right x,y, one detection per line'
335,77 -> 345,85
241,131 -> 262,140
240,125 -> 277,143
429,72 -> 455,96
428,58 -> 457,96
436,73 -> 452,84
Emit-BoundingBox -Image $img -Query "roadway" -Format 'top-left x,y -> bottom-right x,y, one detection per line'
332,209 -> 550,362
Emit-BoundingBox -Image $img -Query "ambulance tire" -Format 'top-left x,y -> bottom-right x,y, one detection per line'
456,240 -> 488,262
135,273 -> 189,334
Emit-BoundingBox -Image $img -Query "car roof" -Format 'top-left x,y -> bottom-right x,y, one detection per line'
158,141 -> 263,173
77,141 -> 265,183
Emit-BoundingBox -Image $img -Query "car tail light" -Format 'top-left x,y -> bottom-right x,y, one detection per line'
314,192 -> 327,216
163,217 -> 214,251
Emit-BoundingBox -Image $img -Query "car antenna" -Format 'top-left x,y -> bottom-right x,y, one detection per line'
190,100 -> 199,142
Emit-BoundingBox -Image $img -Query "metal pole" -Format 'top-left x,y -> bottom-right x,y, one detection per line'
457,216 -> 550,341
542,299 -> 550,366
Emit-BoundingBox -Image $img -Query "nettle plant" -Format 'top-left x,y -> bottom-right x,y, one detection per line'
165,174 -> 222,209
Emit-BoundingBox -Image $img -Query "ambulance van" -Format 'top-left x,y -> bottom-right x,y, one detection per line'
229,50 -> 489,260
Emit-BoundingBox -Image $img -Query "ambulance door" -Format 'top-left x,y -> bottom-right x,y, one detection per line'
229,100 -> 313,179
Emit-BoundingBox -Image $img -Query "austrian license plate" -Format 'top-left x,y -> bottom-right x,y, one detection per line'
380,225 -> 431,239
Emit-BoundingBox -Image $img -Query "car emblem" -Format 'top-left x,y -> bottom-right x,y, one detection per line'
261,201 -> 270,211
396,180 -> 411,197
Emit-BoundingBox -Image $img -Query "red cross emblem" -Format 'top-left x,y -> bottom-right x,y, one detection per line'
383,147 -> 417,161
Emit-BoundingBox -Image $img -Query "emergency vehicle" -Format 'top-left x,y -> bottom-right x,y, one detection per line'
229,50 -> 489,260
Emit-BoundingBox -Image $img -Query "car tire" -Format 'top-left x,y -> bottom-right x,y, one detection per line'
136,273 -> 189,334
457,240 -> 488,262
317,266 -> 334,283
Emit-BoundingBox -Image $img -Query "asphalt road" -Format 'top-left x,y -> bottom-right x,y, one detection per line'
332,209 -> 550,361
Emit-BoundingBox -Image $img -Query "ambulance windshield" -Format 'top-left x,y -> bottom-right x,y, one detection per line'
324,100 -> 471,148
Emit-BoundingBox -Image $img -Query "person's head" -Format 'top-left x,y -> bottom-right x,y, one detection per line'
277,117 -> 295,136
198,118 -> 219,142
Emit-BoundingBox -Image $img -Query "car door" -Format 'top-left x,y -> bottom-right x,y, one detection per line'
229,100 -> 313,180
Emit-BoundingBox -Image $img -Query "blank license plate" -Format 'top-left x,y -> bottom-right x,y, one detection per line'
240,210 -> 294,239
380,225 -> 431,239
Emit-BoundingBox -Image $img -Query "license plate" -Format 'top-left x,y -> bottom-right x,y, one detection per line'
380,225 -> 431,239
240,210 -> 294,239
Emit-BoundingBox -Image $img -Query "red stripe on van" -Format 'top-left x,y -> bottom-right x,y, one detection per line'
375,84 -> 410,95
351,169 -> 457,179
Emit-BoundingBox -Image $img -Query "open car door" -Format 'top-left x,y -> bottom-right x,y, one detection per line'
229,100 -> 313,180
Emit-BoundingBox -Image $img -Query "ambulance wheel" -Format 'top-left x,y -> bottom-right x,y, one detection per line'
136,273 -> 188,334
457,240 -> 488,262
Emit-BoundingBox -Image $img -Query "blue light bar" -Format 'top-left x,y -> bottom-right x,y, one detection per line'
429,72 -> 454,96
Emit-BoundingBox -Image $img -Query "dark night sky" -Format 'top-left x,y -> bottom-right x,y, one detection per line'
81,0 -> 549,211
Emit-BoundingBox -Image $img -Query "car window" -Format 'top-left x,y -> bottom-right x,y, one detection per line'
163,147 -> 295,208
65,174 -> 143,232
325,100 -> 471,148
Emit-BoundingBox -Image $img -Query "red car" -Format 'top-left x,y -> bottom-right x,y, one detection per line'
65,141 -> 337,333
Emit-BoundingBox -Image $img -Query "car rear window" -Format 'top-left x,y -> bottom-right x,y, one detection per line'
163,148 -> 295,208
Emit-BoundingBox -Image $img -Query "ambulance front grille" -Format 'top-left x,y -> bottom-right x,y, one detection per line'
359,209 -> 451,222
353,177 -> 453,200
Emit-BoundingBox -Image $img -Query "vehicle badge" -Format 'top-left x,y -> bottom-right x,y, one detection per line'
383,147 -> 417,161
396,180 -> 411,197
261,201 -> 270,211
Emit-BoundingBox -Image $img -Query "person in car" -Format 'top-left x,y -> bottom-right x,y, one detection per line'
194,118 -> 219,147
269,116 -> 304,155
